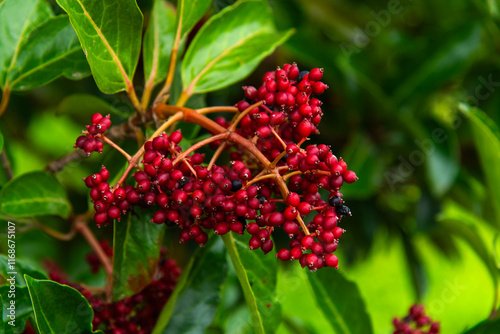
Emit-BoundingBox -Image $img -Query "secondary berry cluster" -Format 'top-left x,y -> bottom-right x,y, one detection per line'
392,304 -> 440,334
74,113 -> 111,155
76,63 -> 358,271
48,251 -> 181,334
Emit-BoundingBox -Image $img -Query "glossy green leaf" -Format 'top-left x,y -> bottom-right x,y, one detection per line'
0,0 -> 53,88
462,317 -> 500,334
0,172 -> 71,219
6,15 -> 90,91
182,0 -> 294,94
1,285 -> 33,334
143,0 -> 176,86
56,0 -> 143,94
24,275 -> 103,334
458,103 -> 500,223
221,233 -> 281,334
57,94 -> 130,118
437,200 -> 499,295
393,23 -> 482,105
308,268 -> 374,334
177,0 -> 212,40
112,207 -> 166,301
152,238 -> 227,334
0,255 -> 47,286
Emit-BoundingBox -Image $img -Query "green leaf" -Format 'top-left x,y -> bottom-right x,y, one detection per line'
0,131 -> 3,153
437,200 -> 499,296
0,0 -> 53,88
308,268 -> 374,334
57,94 -> 130,118
24,275 -> 103,334
0,254 -> 47,286
393,23 -> 482,105
1,285 -> 33,334
177,0 -> 212,41
143,0 -> 176,86
112,207 -> 166,301
182,0 -> 294,94
462,317 -> 500,334
152,238 -> 227,334
424,131 -> 460,197
56,0 -> 143,94
6,15 -> 90,91
458,103 -> 500,224
221,233 -> 281,334
0,172 -> 71,219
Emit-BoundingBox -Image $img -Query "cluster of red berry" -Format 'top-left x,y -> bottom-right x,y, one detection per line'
48,252 -> 181,334
85,240 -> 113,273
74,113 -> 111,155
76,64 -> 358,271
393,304 -> 440,334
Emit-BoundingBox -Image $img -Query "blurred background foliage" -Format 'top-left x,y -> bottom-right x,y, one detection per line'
1,0 -> 500,333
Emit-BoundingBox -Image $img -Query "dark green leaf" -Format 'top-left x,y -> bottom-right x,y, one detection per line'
0,172 -> 71,219
340,134 -> 383,200
0,131 -> 3,153
57,94 -> 130,118
177,0 -> 212,40
308,268 -> 374,334
459,103 -> 500,224
221,233 -> 281,334
152,238 -> 227,334
0,0 -> 53,88
0,254 -> 47,286
393,23 -> 482,105
6,15 -> 90,91
1,285 -> 33,334
143,0 -> 176,86
462,317 -> 500,334
56,0 -> 143,94
112,207 -> 166,301
182,0 -> 294,94
24,275 -> 103,334
424,131 -> 460,197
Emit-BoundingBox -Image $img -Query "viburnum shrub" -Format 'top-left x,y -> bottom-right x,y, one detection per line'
77,61 -> 358,272
0,0 -> 453,333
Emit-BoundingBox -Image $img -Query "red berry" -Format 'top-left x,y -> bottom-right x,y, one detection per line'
324,254 -> 338,268
276,249 -> 291,261
343,170 -> 358,183
301,235 -> 314,250
308,68 -> 324,81
296,119 -> 312,138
